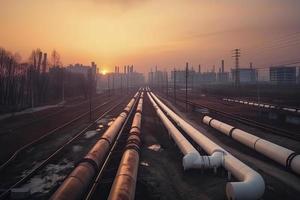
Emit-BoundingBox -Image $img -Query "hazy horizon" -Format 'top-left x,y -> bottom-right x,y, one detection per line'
1,0 -> 300,74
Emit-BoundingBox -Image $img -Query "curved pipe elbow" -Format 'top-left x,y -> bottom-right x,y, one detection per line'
224,154 -> 265,200
226,171 -> 265,200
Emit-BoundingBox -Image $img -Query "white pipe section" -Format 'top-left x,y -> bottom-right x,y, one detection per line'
147,93 -> 223,170
203,116 -> 300,175
149,92 -> 265,200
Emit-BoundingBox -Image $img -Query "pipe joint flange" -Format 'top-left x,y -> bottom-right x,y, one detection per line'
136,109 -> 142,114
127,138 -> 141,147
131,126 -> 140,131
99,136 -> 112,146
253,138 -> 261,150
228,127 -> 236,138
208,117 -> 214,126
129,131 -> 140,137
122,109 -> 129,116
212,149 -> 226,164
125,143 -> 140,153
76,158 -> 99,173
286,152 -> 299,170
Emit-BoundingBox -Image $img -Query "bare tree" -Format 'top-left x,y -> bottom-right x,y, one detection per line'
51,49 -> 61,68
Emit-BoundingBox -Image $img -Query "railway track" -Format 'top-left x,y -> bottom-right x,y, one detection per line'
0,94 -> 112,135
0,97 -> 128,199
0,95 -> 122,170
171,96 -> 300,141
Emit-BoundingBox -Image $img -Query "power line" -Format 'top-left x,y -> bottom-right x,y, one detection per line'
243,31 -> 300,52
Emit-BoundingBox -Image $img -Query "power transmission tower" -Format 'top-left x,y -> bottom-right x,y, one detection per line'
232,49 -> 241,87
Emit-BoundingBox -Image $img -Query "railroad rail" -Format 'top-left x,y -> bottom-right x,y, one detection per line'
0,97 -> 127,200
223,98 -> 300,115
173,97 -> 300,141
0,96 -> 123,170
0,94 -> 114,135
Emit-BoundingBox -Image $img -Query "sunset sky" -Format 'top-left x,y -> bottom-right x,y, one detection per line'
1,0 -> 300,74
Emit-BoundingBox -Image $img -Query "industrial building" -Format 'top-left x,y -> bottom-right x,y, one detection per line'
98,66 -> 145,92
231,68 -> 257,84
66,62 -> 98,78
270,66 -> 297,85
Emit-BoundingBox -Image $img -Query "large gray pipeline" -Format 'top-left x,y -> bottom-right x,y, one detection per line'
149,92 -> 265,200
148,92 -> 223,170
203,116 -> 300,175
51,92 -> 139,200
108,93 -> 144,200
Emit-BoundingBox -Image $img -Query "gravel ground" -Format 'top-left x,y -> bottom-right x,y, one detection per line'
136,94 -> 227,200
0,94 -> 119,164
155,93 -> 300,200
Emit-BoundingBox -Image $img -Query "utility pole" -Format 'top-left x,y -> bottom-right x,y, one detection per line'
232,49 -> 241,88
127,65 -> 129,94
62,68 -> 65,103
165,71 -> 168,96
155,65 -> 158,90
88,68 -> 93,121
185,62 -> 188,112
191,66 -> 194,93
174,68 -> 176,104
112,70 -> 115,95
121,71 -> 123,94
107,74 -> 110,97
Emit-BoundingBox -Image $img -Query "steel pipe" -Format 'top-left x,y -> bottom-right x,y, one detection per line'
150,92 -> 265,200
148,93 -> 223,170
51,92 -> 139,200
203,115 -> 300,175
108,95 -> 144,200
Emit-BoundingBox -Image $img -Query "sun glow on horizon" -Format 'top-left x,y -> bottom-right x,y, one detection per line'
101,70 -> 107,75
0,0 -> 299,73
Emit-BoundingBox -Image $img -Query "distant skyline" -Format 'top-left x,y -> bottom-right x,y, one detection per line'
1,0 -> 300,74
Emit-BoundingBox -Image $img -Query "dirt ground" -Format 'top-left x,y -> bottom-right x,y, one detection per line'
136,92 -> 300,200
136,94 -> 227,200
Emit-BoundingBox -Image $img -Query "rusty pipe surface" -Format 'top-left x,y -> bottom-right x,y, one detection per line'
108,95 -> 143,200
50,92 -> 139,200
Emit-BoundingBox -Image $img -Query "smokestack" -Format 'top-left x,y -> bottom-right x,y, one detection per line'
33,52 -> 37,69
37,51 -> 42,73
221,60 -> 224,73
250,62 -> 253,69
198,64 -> 201,73
127,65 -> 130,73
124,65 -> 126,74
131,65 -> 133,73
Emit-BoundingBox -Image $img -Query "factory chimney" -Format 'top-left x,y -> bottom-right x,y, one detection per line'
221,60 -> 224,73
